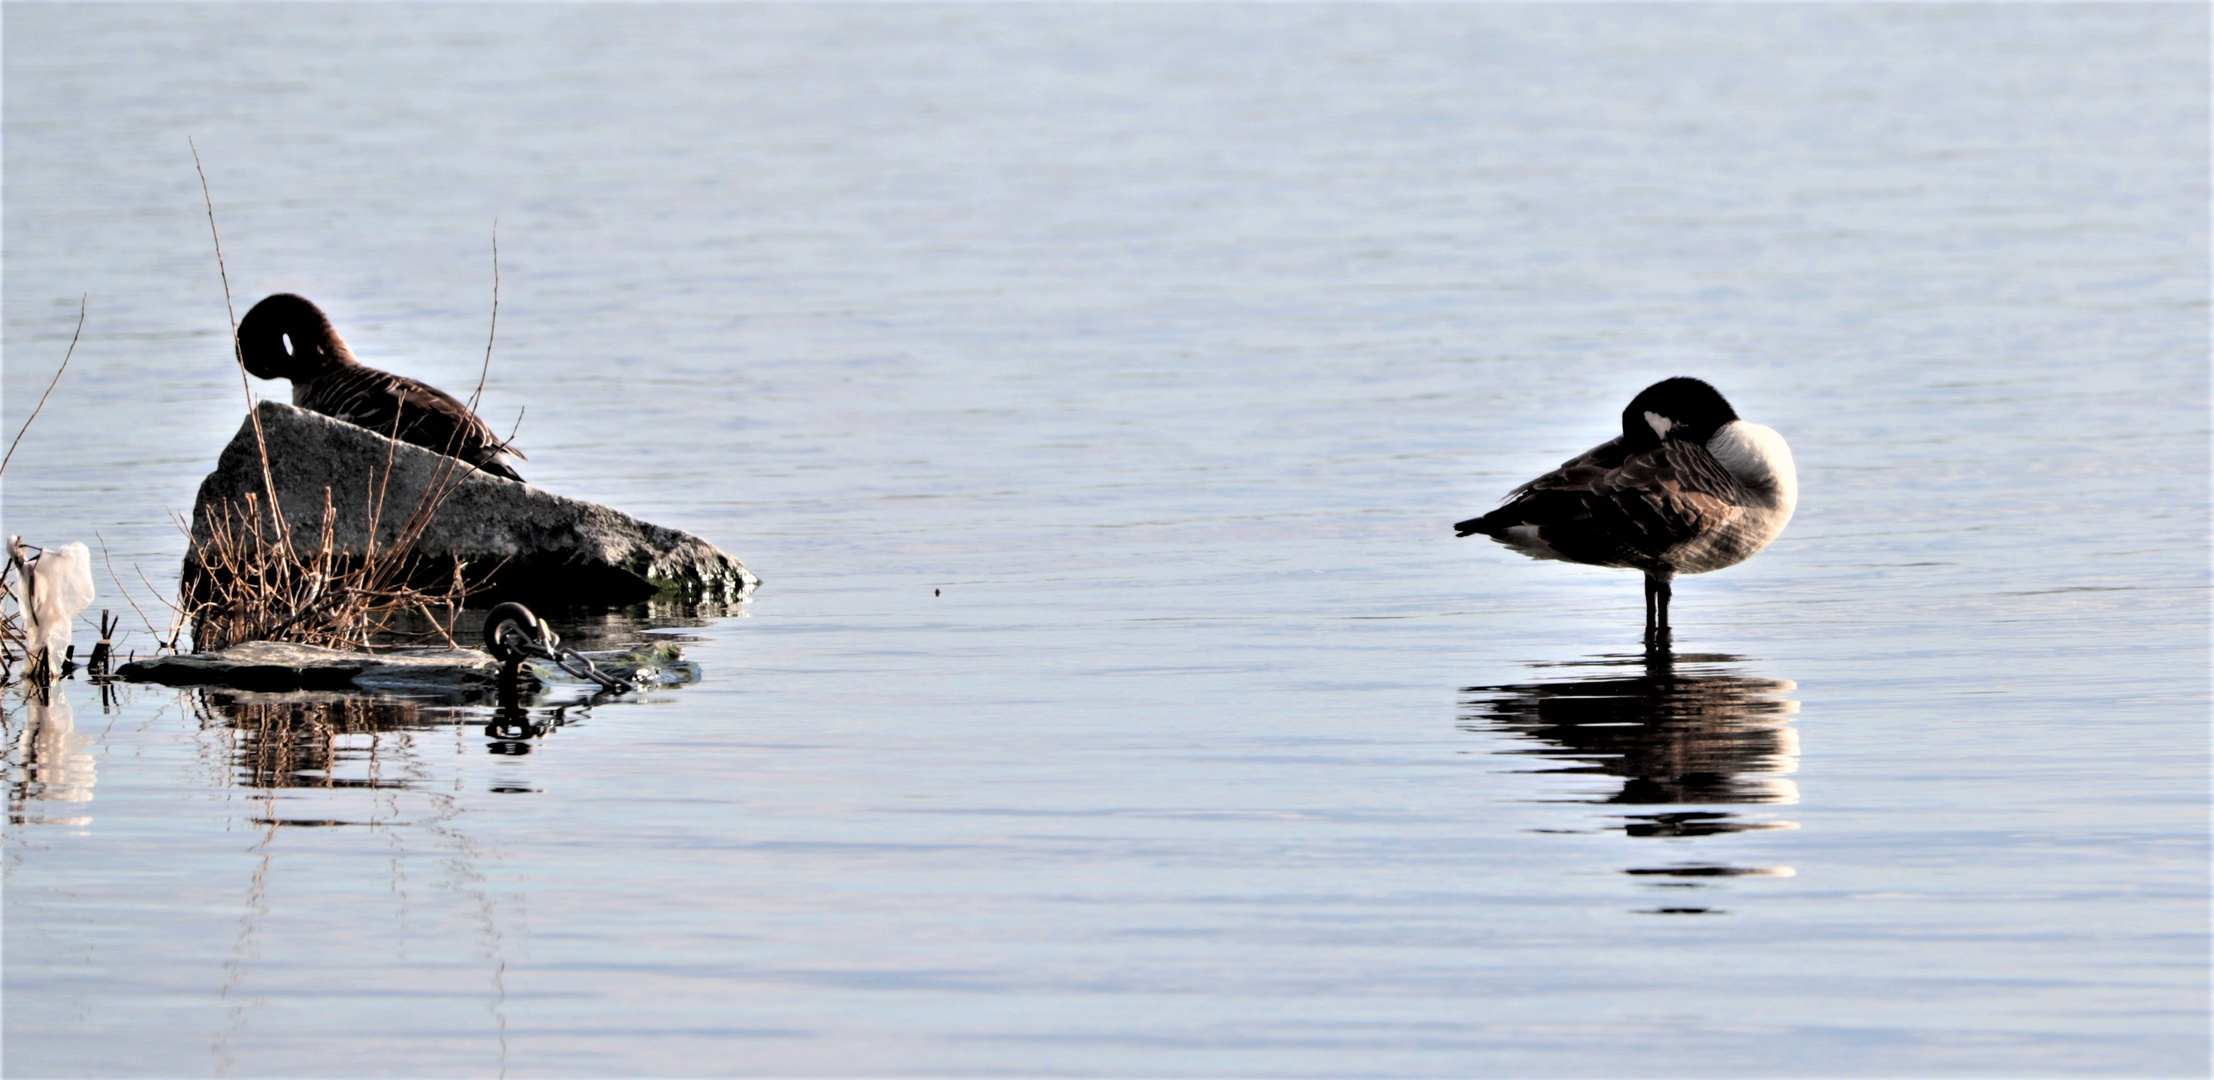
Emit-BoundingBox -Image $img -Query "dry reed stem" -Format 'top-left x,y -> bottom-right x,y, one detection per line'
191,137 -> 287,547
95,533 -> 169,658
6,539 -> 51,685
468,220 -> 498,416
0,296 -> 86,480
135,557 -> 190,653
0,302 -> 89,687
0,560 -> 23,686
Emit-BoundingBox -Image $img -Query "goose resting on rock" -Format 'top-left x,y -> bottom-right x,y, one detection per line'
237,293 -> 525,482
1454,377 -> 1796,643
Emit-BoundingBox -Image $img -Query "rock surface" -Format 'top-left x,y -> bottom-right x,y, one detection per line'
117,640 -> 508,694
188,402 -> 757,605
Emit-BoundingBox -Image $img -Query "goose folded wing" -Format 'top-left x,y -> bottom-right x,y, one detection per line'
313,368 -> 505,461
388,379 -> 504,459
307,366 -> 410,438
388,379 -> 526,480
1469,440 -> 1748,566
1453,438 -> 1625,537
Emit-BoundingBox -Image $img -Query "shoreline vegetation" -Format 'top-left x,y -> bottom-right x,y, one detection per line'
178,143 -> 503,654
2,148 -> 510,689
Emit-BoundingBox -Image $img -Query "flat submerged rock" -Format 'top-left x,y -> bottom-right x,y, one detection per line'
117,640 -> 505,694
188,402 -> 758,606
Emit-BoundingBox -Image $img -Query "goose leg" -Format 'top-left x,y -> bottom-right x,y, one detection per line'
1644,570 -> 1675,647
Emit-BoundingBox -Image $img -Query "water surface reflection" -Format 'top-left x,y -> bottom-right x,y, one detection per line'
195,692 -> 461,793
7,685 -> 96,826
1462,650 -> 1803,913
192,684 -> 615,795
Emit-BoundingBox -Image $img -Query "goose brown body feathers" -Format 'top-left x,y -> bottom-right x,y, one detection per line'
1463,434 -> 1760,573
237,293 -> 524,482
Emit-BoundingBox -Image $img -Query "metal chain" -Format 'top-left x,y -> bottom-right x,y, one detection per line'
495,621 -> 636,694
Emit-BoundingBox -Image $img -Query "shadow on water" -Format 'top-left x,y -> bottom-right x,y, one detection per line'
1461,649 -> 1802,915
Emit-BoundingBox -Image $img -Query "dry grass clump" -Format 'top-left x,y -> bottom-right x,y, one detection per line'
181,470 -> 478,653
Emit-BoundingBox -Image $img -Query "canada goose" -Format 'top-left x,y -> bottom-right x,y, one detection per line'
1455,377 -> 1796,642
237,293 -> 524,482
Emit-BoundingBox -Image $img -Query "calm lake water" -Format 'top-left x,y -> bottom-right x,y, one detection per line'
4,4 -> 2207,1076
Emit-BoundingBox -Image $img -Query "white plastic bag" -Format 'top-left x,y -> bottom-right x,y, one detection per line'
24,541 -> 94,674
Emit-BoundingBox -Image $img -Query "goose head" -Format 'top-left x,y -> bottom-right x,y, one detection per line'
237,293 -> 358,382
1620,376 -> 1739,450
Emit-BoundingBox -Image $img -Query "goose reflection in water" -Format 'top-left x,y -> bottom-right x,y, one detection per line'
1462,650 -> 1801,913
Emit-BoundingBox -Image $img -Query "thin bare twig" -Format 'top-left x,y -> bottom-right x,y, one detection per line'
134,557 -> 188,653
0,295 -> 87,479
191,137 -> 287,544
468,219 -> 499,415
10,537 -> 47,683
94,532 -> 163,648
0,548 -> 23,682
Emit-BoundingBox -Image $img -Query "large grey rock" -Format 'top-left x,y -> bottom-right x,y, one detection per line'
188,402 -> 757,606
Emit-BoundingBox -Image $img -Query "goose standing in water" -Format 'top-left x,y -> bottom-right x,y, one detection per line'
236,293 -> 525,482
1455,377 -> 1796,643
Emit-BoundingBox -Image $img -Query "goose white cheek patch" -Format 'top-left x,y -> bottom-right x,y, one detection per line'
1644,411 -> 1675,438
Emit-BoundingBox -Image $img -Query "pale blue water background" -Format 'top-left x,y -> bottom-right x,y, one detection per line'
4,4 -> 2207,1075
